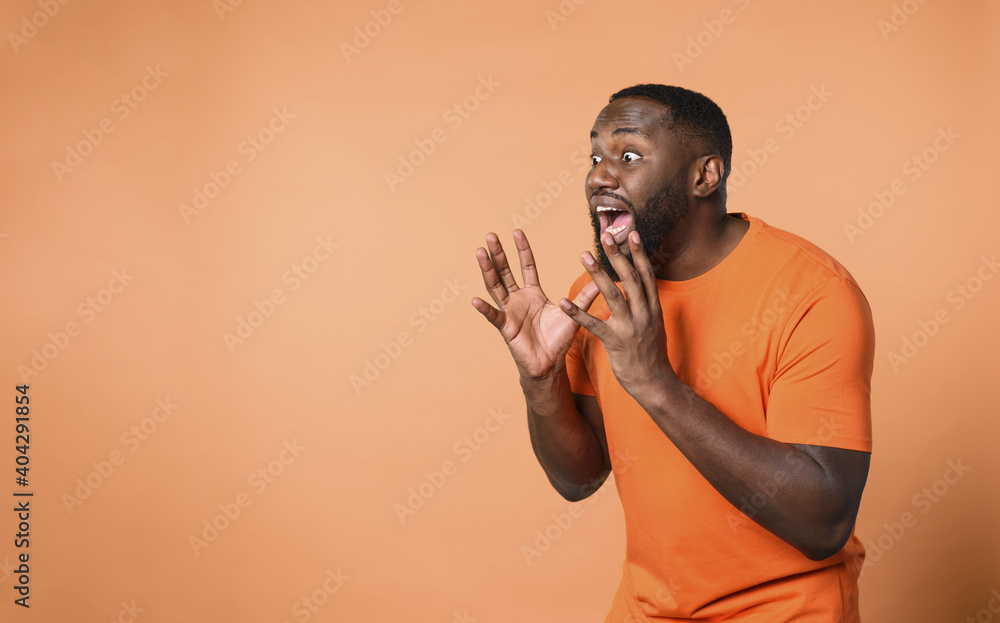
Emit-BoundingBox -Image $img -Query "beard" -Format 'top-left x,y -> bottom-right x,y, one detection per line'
588,176 -> 690,282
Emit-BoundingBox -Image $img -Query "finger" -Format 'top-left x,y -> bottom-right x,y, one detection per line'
627,231 -> 660,311
485,233 -> 519,293
557,296 -> 608,339
571,279 -> 601,312
580,249 -> 631,320
476,245 -> 509,308
471,296 -> 506,330
512,229 -> 540,288
601,232 -> 647,317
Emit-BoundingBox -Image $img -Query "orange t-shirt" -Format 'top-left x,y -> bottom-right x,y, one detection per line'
565,213 -> 875,622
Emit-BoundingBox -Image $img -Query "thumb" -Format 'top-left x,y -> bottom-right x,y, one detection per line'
571,280 -> 600,312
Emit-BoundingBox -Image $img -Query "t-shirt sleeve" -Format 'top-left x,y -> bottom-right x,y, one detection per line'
564,273 -> 596,397
765,277 -> 875,452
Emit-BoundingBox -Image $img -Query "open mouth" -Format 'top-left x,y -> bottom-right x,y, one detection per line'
596,206 -> 634,242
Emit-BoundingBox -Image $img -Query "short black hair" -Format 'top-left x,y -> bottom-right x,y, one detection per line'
609,84 -> 732,184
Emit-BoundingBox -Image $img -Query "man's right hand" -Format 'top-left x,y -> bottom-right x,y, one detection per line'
471,229 -> 600,379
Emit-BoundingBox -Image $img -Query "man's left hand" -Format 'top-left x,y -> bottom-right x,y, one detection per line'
558,231 -> 678,402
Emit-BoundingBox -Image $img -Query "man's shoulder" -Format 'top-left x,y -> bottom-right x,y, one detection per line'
744,214 -> 863,290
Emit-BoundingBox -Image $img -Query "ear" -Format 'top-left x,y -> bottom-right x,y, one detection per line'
691,155 -> 725,198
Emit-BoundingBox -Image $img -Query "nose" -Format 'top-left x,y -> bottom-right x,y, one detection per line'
587,157 -> 619,194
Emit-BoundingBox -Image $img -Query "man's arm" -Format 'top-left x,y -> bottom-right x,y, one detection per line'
559,230 -> 872,561
521,369 -> 611,502
640,377 -> 869,560
471,230 -> 611,502
539,363 -> 868,558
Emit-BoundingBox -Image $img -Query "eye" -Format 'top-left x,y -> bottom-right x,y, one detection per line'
623,151 -> 640,162
591,155 -> 602,166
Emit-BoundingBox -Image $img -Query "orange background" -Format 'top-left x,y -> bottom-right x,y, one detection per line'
1,1 -> 998,621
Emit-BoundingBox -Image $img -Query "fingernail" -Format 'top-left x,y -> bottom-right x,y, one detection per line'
582,252 -> 594,265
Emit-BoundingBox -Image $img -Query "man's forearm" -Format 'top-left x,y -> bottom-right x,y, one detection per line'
634,376 -> 862,560
520,365 -> 608,501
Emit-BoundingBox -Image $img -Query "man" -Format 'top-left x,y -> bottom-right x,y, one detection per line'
471,84 -> 874,621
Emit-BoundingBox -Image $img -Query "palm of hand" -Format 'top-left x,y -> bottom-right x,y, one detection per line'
472,230 -> 599,380
500,285 -> 581,378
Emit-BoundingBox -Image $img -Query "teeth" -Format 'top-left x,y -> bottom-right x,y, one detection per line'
597,205 -> 628,236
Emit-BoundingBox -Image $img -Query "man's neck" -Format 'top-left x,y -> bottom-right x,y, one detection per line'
651,211 -> 749,281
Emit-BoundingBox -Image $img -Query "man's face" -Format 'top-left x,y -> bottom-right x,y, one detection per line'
586,97 -> 691,282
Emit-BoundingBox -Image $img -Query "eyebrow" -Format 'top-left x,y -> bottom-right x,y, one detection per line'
591,126 -> 651,139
